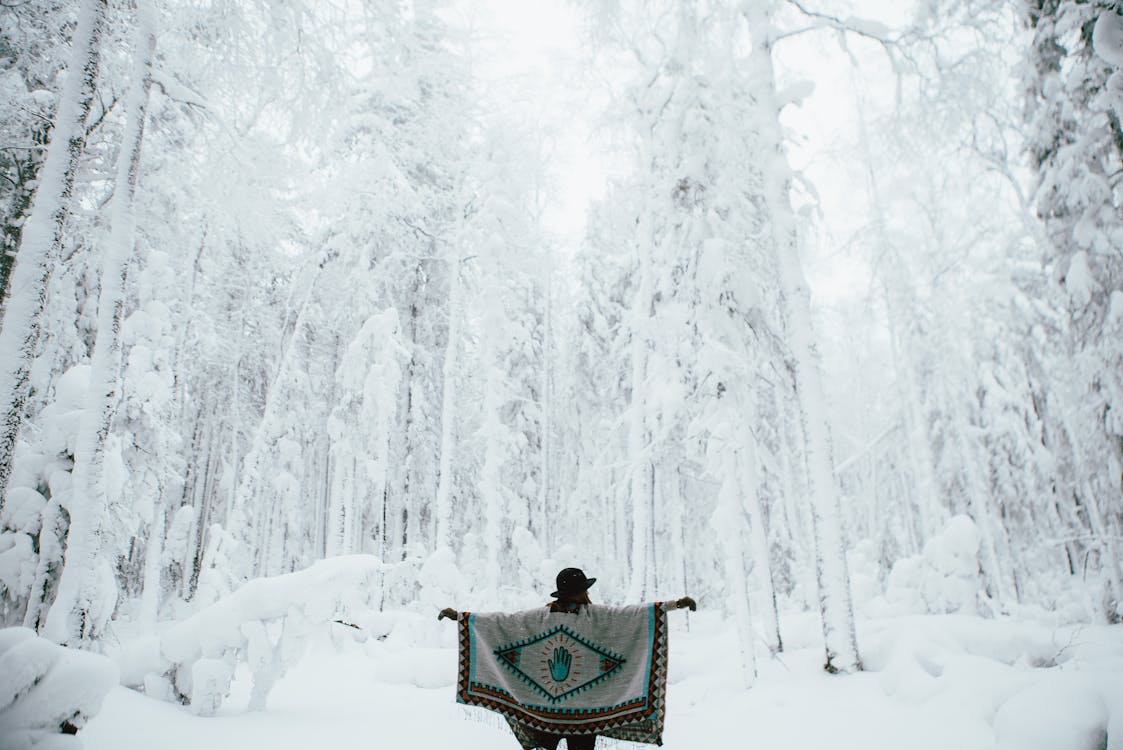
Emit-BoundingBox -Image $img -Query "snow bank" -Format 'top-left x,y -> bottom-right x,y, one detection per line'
993,675 -> 1108,750
860,615 -> 1123,749
0,627 -> 118,749
82,609 -> 1123,750
152,554 -> 405,715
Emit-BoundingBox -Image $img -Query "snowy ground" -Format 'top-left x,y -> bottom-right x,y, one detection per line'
82,611 -> 1123,750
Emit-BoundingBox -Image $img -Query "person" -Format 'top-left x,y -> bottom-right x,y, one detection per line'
439,567 -> 696,750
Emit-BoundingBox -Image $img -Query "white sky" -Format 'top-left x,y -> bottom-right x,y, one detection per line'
451,0 -> 607,242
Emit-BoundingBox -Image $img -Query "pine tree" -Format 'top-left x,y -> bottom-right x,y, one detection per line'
1025,0 -> 1123,619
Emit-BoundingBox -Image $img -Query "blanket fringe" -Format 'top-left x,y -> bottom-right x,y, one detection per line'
459,705 -> 510,735
457,707 -> 641,750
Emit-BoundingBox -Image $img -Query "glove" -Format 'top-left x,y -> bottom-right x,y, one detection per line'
437,607 -> 458,621
675,596 -> 697,612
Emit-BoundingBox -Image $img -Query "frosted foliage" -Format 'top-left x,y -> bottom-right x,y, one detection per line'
1064,251 -> 1095,305
0,533 -> 36,597
1105,70 -> 1123,118
887,516 -> 981,615
1093,11 -> 1123,68
416,548 -> 465,614
0,488 -> 46,535
0,627 -> 117,748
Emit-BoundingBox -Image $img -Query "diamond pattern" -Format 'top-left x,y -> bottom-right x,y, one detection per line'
492,624 -> 627,703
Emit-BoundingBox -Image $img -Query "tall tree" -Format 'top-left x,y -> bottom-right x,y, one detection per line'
44,1 -> 157,645
0,0 -> 107,510
1025,0 -> 1123,619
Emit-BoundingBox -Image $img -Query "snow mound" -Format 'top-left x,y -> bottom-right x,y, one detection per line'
153,554 -> 404,715
0,627 -> 118,750
859,615 -> 1123,749
886,515 -> 981,614
994,675 -> 1108,750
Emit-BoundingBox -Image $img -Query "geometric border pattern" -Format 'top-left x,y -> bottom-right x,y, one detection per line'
456,603 -> 670,748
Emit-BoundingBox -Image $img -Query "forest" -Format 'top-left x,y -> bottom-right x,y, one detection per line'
0,0 -> 1121,748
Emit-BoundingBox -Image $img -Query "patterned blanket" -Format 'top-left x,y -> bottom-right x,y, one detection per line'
456,603 -> 669,748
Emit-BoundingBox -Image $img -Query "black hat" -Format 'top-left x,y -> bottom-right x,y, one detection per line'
551,567 -> 596,599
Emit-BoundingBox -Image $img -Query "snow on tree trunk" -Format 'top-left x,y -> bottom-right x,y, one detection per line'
741,428 -> 782,654
0,0 -> 106,499
477,275 -> 508,595
537,256 -> 555,548
44,4 -> 154,645
139,505 -> 165,628
953,405 -> 1011,607
777,242 -> 861,672
626,248 -> 652,603
325,452 -> 352,558
433,251 -> 463,553
714,440 -> 757,688
21,499 -> 67,632
774,382 -> 816,610
744,0 -> 861,674
1083,478 -> 1123,619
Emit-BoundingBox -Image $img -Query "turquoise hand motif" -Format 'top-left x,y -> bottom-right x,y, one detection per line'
548,646 -> 572,681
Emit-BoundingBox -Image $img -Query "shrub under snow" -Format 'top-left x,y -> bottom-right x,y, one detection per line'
0,627 -> 118,749
886,515 -> 982,615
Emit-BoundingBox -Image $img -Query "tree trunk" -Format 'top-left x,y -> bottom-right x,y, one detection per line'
139,505 -> 165,628
480,333 -> 504,595
626,224 -> 653,602
744,0 -> 861,673
715,445 -> 757,688
953,401 -> 1011,607
0,0 -> 107,502
433,251 -> 463,552
44,3 -> 153,645
741,427 -> 782,654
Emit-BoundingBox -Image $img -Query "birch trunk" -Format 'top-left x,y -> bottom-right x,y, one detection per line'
0,0 -> 107,499
744,0 -> 860,673
44,5 -> 153,645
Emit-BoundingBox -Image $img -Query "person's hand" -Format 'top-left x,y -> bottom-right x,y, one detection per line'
675,596 -> 697,612
437,607 -> 458,621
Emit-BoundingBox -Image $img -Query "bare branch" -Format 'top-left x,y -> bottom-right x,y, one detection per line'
783,0 -> 896,46
85,95 -> 119,138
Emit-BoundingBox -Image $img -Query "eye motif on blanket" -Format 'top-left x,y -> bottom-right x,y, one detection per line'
493,624 -> 626,702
